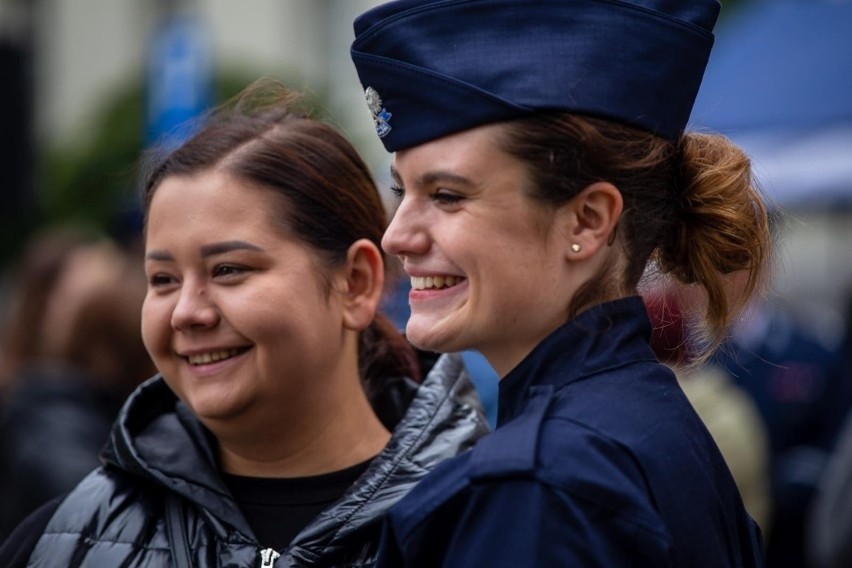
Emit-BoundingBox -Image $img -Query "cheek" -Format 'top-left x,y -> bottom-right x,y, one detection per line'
140,298 -> 169,356
247,297 -> 339,367
472,246 -> 551,312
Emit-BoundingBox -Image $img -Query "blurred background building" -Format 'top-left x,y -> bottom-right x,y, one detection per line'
0,0 -> 394,268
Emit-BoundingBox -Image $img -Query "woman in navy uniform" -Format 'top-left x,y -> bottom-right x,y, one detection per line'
350,0 -> 769,565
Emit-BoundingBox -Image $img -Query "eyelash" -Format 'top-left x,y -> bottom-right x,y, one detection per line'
147,264 -> 248,289
213,264 -> 247,278
148,274 -> 175,288
431,191 -> 463,205
389,185 -> 464,205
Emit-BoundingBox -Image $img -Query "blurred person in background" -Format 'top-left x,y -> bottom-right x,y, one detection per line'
0,225 -> 98,398
646,288 -> 772,533
0,81 -> 487,567
809,408 -> 852,568
0,226 -> 153,538
806,288 -> 852,568
714,292 -> 852,568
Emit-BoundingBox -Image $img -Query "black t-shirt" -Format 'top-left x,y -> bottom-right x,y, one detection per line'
0,458 -> 374,566
222,457 -> 373,551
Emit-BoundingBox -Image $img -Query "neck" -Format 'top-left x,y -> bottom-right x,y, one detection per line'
217,384 -> 390,477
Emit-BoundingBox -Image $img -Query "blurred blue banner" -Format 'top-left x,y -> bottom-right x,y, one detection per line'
692,1 -> 852,209
146,11 -> 213,150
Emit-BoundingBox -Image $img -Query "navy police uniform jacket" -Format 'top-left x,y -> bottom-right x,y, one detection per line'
376,297 -> 764,567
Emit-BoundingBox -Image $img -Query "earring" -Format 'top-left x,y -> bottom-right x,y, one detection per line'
571,243 -> 582,253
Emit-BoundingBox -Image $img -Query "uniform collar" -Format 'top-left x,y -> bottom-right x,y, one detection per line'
497,296 -> 658,426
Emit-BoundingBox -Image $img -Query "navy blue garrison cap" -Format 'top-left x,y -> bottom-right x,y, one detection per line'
351,0 -> 721,152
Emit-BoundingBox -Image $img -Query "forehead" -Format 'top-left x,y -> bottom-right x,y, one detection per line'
391,123 -> 513,181
146,171 -> 286,242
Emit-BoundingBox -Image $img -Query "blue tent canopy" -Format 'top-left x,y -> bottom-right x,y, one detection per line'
690,1 -> 852,209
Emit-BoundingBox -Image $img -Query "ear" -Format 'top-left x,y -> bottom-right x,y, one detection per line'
339,239 -> 385,332
561,181 -> 623,260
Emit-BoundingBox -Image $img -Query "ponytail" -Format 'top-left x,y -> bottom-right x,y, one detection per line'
499,113 -> 772,362
656,133 -> 771,357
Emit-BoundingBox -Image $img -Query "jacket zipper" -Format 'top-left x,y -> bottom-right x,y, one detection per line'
259,548 -> 281,567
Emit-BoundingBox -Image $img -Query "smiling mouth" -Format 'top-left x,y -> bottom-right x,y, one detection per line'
185,347 -> 250,366
410,275 -> 464,290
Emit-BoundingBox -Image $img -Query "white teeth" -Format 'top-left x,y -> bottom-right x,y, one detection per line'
187,348 -> 243,366
411,275 -> 460,290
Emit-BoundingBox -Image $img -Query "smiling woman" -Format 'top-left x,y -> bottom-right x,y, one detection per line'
350,1 -> 771,566
0,81 -> 488,568
142,170 -> 374,459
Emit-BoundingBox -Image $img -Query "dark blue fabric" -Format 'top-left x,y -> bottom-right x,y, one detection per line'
376,297 -> 765,566
351,0 -> 720,151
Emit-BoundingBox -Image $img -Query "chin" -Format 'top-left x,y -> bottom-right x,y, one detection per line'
406,323 -> 467,355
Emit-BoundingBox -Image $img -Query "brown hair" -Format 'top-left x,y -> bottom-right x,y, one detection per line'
142,80 -> 420,388
500,113 -> 771,360
59,241 -> 156,397
0,225 -> 99,394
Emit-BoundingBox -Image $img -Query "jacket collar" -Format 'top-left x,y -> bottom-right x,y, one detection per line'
102,352 -> 488,558
290,352 -> 488,558
102,376 -> 249,532
497,296 -> 658,426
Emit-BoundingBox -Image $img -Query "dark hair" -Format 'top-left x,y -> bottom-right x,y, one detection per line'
0,225 -> 101,394
500,113 -> 771,361
142,80 -> 420,388
60,241 -> 156,397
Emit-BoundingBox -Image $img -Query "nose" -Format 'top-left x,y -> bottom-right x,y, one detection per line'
382,198 -> 430,258
170,280 -> 219,331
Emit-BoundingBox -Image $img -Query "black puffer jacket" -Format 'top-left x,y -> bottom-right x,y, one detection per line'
26,353 -> 488,567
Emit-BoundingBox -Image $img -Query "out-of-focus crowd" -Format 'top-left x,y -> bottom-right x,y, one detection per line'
0,224 -> 155,537
645,284 -> 852,568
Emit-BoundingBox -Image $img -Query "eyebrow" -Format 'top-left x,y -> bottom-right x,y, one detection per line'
145,250 -> 174,262
145,240 -> 265,262
389,165 -> 475,189
200,240 -> 265,257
